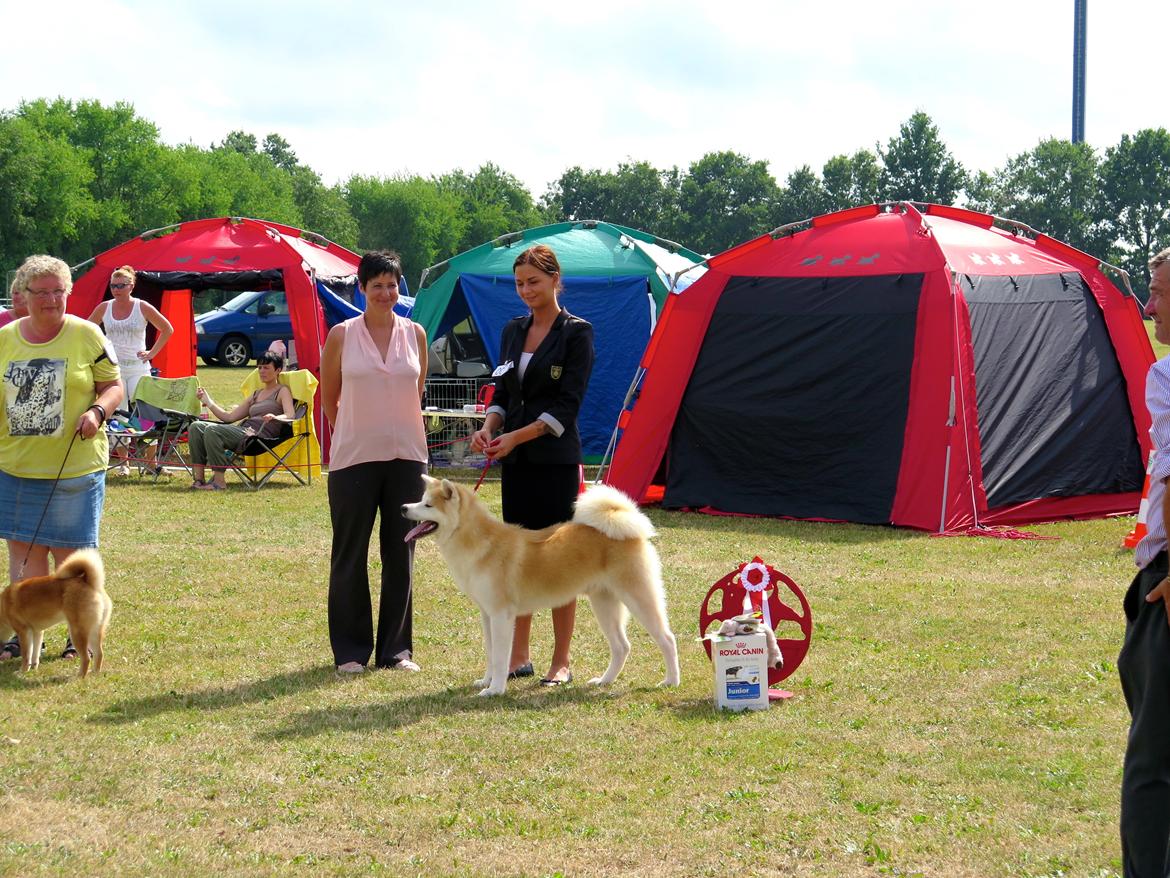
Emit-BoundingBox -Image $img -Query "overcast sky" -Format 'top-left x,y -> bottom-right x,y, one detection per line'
1,1 -> 1164,197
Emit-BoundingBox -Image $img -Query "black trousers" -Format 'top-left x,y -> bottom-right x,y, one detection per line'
1120,550 -> 1170,877
327,459 -> 425,668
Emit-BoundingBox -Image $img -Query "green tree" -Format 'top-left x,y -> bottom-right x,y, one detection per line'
878,111 -> 966,205
774,165 -> 829,225
344,175 -> 466,284
289,167 -> 359,249
821,149 -> 882,212
14,98 -> 178,262
675,151 -> 779,254
262,133 -> 298,171
0,113 -> 97,269
541,161 -> 681,234
438,163 -> 539,252
219,130 -> 258,154
974,139 -> 1109,256
1099,128 -> 1170,295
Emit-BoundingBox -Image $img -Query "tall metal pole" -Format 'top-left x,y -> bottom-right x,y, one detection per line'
1072,0 -> 1087,143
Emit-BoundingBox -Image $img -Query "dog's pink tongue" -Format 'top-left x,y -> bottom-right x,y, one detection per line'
404,521 -> 437,542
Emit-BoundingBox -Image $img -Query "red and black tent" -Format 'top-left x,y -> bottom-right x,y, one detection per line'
604,203 -> 1154,533
67,216 -> 360,378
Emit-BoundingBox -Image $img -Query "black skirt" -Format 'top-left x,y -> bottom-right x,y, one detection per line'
501,462 -> 581,530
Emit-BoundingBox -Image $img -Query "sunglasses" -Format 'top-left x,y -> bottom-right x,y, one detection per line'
110,282 -> 132,289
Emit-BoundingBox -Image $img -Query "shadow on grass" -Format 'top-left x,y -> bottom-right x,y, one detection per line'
0,658 -> 77,690
257,679 -> 698,740
84,658 -> 781,734
260,686 -> 781,738
88,665 -> 337,725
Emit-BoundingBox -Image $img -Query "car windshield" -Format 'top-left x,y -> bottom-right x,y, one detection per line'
219,291 -> 261,311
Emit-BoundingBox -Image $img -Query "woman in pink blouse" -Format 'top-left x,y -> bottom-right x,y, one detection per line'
320,251 -> 428,675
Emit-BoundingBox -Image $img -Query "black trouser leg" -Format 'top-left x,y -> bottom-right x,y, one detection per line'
327,460 -> 425,668
1120,551 -> 1170,877
327,462 -> 382,667
373,459 -> 424,667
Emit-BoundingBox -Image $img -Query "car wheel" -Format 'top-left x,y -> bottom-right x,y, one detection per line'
217,336 -> 251,368
201,355 -> 221,367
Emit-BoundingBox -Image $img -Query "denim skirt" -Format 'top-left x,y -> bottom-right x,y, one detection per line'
0,469 -> 106,548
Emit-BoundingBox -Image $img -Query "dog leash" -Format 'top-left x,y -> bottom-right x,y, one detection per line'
19,428 -> 81,579
473,458 -> 492,492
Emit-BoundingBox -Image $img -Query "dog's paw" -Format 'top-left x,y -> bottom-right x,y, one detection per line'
658,677 -> 681,687
587,676 -> 609,686
477,686 -> 504,697
473,677 -> 489,688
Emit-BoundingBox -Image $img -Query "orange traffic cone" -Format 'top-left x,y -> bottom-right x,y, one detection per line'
1124,449 -> 1157,549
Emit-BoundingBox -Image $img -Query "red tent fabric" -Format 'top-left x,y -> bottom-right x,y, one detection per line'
67,217 -> 360,377
605,203 -> 1155,532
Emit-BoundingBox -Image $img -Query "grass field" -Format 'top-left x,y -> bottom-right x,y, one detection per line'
0,354 -> 1160,877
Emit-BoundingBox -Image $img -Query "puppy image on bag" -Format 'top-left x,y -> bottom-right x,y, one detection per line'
403,477 -> 680,697
0,549 -> 111,677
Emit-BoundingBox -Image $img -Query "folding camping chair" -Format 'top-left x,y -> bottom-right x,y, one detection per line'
107,375 -> 201,481
225,369 -> 320,489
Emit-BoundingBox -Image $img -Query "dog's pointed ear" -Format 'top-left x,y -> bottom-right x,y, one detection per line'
440,478 -> 455,501
422,474 -> 438,487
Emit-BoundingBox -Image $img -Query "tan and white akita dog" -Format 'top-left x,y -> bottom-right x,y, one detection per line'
403,476 -> 680,696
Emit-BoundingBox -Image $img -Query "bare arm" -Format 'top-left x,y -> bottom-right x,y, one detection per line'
78,379 -> 124,439
139,301 -> 174,360
414,322 -> 428,400
198,388 -> 253,424
320,323 -> 345,428
86,301 -> 108,326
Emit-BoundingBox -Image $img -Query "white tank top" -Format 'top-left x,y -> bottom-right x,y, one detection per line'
102,299 -> 149,368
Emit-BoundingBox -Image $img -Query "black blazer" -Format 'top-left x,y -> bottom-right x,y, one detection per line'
490,309 -> 594,466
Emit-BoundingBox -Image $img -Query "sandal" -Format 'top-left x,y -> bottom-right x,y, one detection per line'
0,638 -> 20,660
507,662 -> 534,680
61,643 -> 78,660
188,479 -> 205,489
195,481 -> 226,491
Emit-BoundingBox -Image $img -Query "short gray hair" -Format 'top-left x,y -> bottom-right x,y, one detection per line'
1151,247 -> 1170,272
14,255 -> 71,296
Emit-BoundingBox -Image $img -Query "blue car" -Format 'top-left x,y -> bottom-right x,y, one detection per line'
195,290 -> 293,367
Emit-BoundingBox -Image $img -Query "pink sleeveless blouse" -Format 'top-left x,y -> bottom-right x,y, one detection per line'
329,314 -> 428,470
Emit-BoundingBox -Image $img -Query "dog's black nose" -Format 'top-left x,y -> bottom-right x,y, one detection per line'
400,505 -> 409,515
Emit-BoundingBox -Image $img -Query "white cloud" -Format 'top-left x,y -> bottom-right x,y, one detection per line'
0,0 -> 1165,198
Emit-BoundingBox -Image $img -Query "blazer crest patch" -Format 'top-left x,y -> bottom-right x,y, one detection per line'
550,365 -> 563,380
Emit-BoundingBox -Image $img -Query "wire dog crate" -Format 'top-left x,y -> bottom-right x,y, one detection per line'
423,377 -> 493,410
423,377 -> 493,468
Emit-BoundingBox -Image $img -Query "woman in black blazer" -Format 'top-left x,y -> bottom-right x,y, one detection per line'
469,245 -> 595,685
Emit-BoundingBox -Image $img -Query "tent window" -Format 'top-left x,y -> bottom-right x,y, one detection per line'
663,273 -> 923,524
966,271 -> 1144,507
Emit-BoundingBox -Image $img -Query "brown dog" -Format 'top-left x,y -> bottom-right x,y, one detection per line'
0,549 -> 111,677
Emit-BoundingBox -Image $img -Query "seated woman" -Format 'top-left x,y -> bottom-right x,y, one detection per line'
190,351 -> 296,491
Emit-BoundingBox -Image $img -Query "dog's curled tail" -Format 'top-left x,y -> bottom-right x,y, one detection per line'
53,549 -> 106,591
573,484 -> 656,541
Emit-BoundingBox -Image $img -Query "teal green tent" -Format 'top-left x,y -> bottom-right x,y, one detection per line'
414,221 -> 704,458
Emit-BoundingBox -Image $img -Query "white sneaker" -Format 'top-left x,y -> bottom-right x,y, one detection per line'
116,463 -> 131,477
391,659 -> 421,672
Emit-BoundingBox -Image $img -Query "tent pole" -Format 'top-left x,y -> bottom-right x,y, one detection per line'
595,365 -> 645,486
938,376 -> 956,533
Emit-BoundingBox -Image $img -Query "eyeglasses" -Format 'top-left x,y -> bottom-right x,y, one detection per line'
25,288 -> 67,299
110,282 -> 131,290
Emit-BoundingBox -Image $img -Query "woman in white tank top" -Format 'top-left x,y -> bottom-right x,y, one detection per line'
87,264 -> 175,474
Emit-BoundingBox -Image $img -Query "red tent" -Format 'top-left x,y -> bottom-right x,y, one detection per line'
67,217 -> 360,378
605,203 -> 1155,533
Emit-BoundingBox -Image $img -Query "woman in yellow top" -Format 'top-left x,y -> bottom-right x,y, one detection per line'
0,255 -> 123,663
